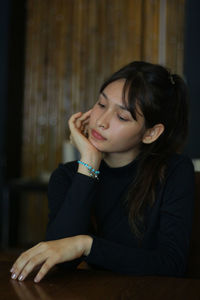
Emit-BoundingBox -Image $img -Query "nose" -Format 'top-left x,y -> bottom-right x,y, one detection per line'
96,111 -> 110,129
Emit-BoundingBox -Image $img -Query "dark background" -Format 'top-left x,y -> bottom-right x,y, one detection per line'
0,0 -> 199,246
184,0 -> 200,157
0,0 -> 26,245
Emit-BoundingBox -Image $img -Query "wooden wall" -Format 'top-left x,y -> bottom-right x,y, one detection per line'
166,0 -> 185,74
20,0 -> 185,245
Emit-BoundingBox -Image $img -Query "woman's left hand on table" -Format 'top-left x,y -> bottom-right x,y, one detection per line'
10,235 -> 93,283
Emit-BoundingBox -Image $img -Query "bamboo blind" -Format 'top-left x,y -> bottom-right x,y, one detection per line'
20,0 -> 185,245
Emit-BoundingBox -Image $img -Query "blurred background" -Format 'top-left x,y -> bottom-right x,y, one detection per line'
0,0 -> 199,250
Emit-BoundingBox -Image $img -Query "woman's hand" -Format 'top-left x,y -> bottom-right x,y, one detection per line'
68,110 -> 102,162
10,235 -> 93,283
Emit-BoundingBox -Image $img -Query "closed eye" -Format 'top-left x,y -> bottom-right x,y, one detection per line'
98,101 -> 129,121
118,115 -> 128,121
98,102 -> 105,108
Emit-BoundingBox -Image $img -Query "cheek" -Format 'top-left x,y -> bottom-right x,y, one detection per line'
89,106 -> 99,126
114,125 -> 143,143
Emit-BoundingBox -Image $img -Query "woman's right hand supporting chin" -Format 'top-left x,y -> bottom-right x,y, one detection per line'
68,110 -> 102,176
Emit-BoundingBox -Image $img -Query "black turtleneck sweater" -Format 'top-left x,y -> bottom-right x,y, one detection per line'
46,154 -> 195,276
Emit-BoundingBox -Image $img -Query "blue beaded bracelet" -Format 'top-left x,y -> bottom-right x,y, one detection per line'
77,160 -> 100,180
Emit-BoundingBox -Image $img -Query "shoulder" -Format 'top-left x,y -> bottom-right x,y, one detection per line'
162,153 -> 195,197
157,154 -> 195,220
165,153 -> 194,179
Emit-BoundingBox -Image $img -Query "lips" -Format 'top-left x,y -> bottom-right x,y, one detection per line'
91,129 -> 106,141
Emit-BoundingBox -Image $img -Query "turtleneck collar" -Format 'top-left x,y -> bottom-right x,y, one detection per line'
100,157 -> 139,178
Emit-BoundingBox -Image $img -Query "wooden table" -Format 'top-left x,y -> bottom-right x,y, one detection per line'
1,253 -> 200,300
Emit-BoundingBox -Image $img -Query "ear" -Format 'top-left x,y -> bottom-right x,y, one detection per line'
142,124 -> 164,144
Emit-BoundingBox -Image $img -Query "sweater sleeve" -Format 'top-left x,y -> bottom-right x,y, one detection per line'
84,157 -> 195,277
46,163 -> 98,240
45,162 -> 98,269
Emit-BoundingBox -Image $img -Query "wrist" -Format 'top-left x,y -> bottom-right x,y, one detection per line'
80,155 -> 101,169
79,235 -> 93,256
78,157 -> 101,178
78,160 -> 100,180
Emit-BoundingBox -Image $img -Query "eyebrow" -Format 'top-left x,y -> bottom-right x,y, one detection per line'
101,91 -> 129,111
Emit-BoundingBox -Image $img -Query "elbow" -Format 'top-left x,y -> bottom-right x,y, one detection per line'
156,252 -> 186,277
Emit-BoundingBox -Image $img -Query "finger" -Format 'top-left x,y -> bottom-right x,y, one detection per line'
77,109 -> 92,120
68,110 -> 92,133
11,252 -> 34,280
79,117 -> 90,130
34,258 -> 55,283
17,252 -> 47,281
68,112 -> 82,127
75,110 -> 92,128
11,242 -> 47,279
68,112 -> 83,134
80,122 -> 89,136
84,124 -> 89,136
81,119 -> 89,126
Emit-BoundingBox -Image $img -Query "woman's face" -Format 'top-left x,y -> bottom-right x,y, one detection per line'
88,80 -> 146,159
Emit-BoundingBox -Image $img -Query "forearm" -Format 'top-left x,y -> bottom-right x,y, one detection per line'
84,235 -> 187,276
60,234 -> 93,257
52,235 -> 93,271
46,173 -> 98,240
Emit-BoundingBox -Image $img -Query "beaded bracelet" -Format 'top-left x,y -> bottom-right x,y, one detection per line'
77,160 -> 100,180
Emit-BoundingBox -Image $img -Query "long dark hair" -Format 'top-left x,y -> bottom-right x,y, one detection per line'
100,61 -> 189,239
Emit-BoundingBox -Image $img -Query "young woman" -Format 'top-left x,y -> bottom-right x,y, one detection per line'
10,61 -> 194,283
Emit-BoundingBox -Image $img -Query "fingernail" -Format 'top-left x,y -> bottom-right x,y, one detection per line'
18,275 -> 23,281
11,273 -> 17,279
34,275 -> 40,283
10,268 -> 14,273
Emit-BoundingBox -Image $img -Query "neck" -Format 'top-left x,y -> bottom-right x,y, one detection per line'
103,151 -> 139,168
